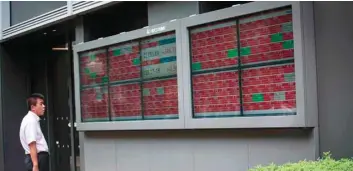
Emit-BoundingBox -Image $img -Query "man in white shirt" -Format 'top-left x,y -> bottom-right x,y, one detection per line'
19,93 -> 49,171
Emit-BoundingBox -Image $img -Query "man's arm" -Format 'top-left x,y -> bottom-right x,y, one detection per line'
29,141 -> 38,168
24,121 -> 39,171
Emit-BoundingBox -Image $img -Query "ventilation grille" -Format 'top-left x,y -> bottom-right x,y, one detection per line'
2,6 -> 68,39
1,1 -> 116,40
72,1 -> 113,15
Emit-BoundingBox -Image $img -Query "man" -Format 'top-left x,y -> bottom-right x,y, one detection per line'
19,93 -> 49,171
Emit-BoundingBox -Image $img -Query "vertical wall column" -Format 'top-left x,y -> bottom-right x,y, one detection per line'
0,46 -> 5,171
0,1 -> 10,40
0,3 -> 11,169
74,16 -> 86,171
0,42 -> 31,171
67,1 -> 73,15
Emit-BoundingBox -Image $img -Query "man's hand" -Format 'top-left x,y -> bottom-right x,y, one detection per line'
32,165 -> 39,171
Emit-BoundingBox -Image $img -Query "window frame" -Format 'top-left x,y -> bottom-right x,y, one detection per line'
73,20 -> 186,131
180,1 -> 317,129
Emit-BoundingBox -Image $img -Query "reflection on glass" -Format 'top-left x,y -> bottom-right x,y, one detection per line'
239,7 -> 296,116
79,48 -> 109,122
141,32 -> 177,79
80,86 -> 109,122
190,20 -> 238,72
139,32 -> 179,120
190,7 -> 296,118
193,71 -> 240,118
239,7 -> 294,65
242,64 -> 296,115
109,83 -> 142,121
79,49 -> 108,86
190,20 -> 240,118
108,41 -> 140,83
142,78 -> 178,119
107,31 -> 179,121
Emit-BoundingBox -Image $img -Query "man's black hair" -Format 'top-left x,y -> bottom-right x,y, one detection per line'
27,93 -> 45,110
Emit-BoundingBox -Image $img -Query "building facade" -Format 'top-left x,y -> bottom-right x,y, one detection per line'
0,1 -> 352,171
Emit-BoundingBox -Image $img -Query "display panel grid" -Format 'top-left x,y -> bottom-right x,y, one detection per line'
189,6 -> 296,118
108,41 -> 141,83
109,83 -> 142,121
80,86 -> 109,122
79,48 -> 108,87
79,31 -> 179,122
79,48 -> 110,122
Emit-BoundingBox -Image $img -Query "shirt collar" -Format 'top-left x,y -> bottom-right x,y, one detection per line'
28,111 -> 40,121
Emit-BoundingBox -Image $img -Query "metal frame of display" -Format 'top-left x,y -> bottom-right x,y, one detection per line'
181,1 -> 317,129
73,1 -> 317,131
73,20 -> 185,130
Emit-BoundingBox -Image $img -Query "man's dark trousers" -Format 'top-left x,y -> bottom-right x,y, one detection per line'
24,152 -> 49,171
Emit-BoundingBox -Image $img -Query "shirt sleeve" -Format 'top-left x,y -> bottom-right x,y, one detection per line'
24,121 -> 37,145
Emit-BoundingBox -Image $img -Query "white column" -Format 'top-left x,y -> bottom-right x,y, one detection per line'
0,1 -> 10,40
67,0 -> 73,15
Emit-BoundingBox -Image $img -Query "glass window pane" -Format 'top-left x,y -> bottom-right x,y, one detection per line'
108,41 -> 142,121
190,20 -> 241,118
80,86 -> 109,122
79,49 -> 108,86
142,78 -> 178,119
241,64 -> 296,115
190,20 -> 238,72
79,49 -> 109,122
239,7 -> 294,65
109,83 -> 142,121
141,32 -> 179,120
141,32 -> 177,79
239,7 -> 296,116
108,41 -> 140,83
193,71 -> 240,118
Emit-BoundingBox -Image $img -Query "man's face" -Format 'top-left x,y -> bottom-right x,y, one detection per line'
32,99 -> 45,116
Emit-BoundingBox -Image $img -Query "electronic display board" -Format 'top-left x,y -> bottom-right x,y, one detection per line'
192,71 -> 240,118
190,6 -> 296,118
74,2 -> 317,130
142,78 -> 178,119
241,64 -> 296,115
239,7 -> 294,65
108,41 -> 140,83
79,48 -> 109,122
239,7 -> 296,115
80,86 -> 109,122
140,32 -> 179,119
141,32 -> 177,79
79,49 -> 108,86
106,31 -> 179,121
190,20 -> 238,72
190,19 -> 240,118
109,83 -> 142,121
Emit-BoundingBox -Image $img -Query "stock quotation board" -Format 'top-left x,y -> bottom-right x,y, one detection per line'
78,6 -> 296,122
79,32 -> 179,122
190,7 -> 296,118
140,32 -> 179,120
79,49 -> 109,122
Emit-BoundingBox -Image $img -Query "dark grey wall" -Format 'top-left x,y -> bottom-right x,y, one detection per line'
0,29 -> 57,171
83,2 -> 148,42
1,44 -> 30,171
81,129 -> 317,171
10,1 -> 66,25
49,51 -> 72,171
147,1 -> 199,25
315,2 -> 353,159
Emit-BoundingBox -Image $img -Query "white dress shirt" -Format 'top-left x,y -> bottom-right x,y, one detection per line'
19,111 -> 49,154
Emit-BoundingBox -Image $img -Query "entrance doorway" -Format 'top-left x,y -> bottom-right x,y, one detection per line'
0,22 -> 79,171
